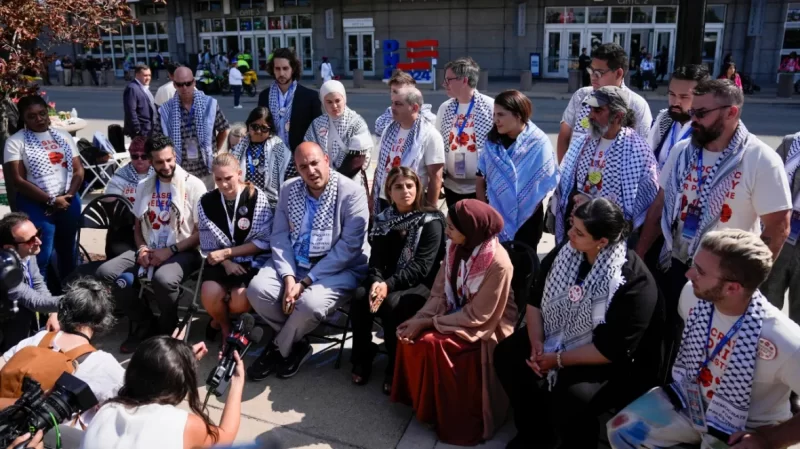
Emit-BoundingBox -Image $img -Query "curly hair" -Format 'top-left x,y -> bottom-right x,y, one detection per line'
144,134 -> 175,156
267,48 -> 301,81
59,277 -> 117,336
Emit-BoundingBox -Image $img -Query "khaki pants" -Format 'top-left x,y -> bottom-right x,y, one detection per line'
63,69 -> 73,85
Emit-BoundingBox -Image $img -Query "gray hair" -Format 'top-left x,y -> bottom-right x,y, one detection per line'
397,86 -> 424,108
229,122 -> 246,139
699,230 -> 773,291
445,57 -> 480,88
607,100 -> 634,127
59,277 -> 117,336
693,79 -> 744,108
134,63 -> 150,74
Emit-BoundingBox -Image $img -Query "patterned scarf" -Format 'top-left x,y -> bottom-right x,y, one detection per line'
443,237 -> 497,313
482,122 -> 558,242
134,165 -> 191,248
540,241 -> 628,388
672,291 -> 766,434
370,207 -> 444,270
287,171 -> 340,257
375,104 -> 436,137
555,128 -> 658,244
22,128 -> 73,197
198,187 -> 272,265
304,107 -> 372,168
268,81 -> 297,148
659,123 -> 750,269
159,90 -> 215,169
372,118 -> 423,214
230,134 -> 288,205
783,133 -> 800,191
438,91 -> 494,155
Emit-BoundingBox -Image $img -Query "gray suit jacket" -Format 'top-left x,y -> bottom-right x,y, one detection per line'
776,132 -> 800,201
271,174 -> 370,282
8,256 -> 60,313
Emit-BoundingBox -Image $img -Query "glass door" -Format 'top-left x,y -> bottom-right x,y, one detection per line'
545,31 -> 562,78
630,30 -> 653,71
256,36 -> 267,73
270,35 -> 283,54
241,36 -> 254,71
566,31 -> 582,71
300,34 -> 313,75
702,29 -> 723,78
588,30 -> 605,55
344,32 -> 375,75
655,30 -> 673,75
612,30 -> 628,55
286,35 -> 298,54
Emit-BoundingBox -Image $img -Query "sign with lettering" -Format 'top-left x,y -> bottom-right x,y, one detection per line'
383,39 -> 439,84
239,8 -> 261,16
343,18 -> 373,28
325,9 -> 334,39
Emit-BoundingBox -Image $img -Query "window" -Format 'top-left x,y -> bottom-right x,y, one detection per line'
788,4 -> 800,23
656,6 -> 677,24
610,7 -> 629,24
212,19 -> 224,32
121,24 -> 133,37
284,15 -> 298,29
706,5 -> 725,23
566,8 -> 586,24
134,23 -> 145,36
157,22 -> 168,34
298,14 -> 312,29
632,7 -> 652,24
268,16 -> 282,30
147,39 -> 158,53
195,1 -> 222,12
545,7 -> 563,24
145,22 -> 157,35
784,29 -> 800,49
281,0 -> 310,5
139,3 -> 165,16
239,0 -> 266,8
254,17 -> 267,30
588,7 -> 608,24
240,18 -> 252,31
225,18 -> 238,32
158,39 -> 169,52
196,19 -> 210,33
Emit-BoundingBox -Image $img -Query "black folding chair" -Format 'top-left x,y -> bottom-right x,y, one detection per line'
76,194 -> 134,264
501,240 -> 540,327
308,301 -> 352,369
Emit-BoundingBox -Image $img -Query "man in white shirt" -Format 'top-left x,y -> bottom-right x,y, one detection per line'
374,70 -> 436,138
435,57 -> 494,207
647,64 -> 710,173
636,79 -> 791,313
154,63 -> 179,107
373,86 -> 444,214
228,61 -> 243,109
608,230 -> 800,448
54,57 -> 63,85
557,43 -> 652,162
639,53 -> 657,91
94,135 -> 206,354
320,56 -> 333,83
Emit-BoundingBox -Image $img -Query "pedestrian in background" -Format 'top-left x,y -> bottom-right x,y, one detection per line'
320,56 -> 333,83
62,55 -> 74,86
229,61 -> 243,109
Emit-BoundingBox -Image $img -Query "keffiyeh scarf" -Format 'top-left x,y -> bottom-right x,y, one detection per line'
443,237 -> 497,313
287,171 -> 340,257
198,187 -> 272,265
540,241 -> 628,388
22,128 -> 73,197
159,90 -> 216,169
370,207 -> 444,270
304,108 -> 372,168
372,118 -> 424,214
268,81 -> 297,148
672,291 -> 766,434
555,128 -> 658,243
375,104 -> 436,137
116,163 -> 154,185
659,123 -> 750,269
482,122 -> 558,242
438,91 -> 494,154
231,135 -> 288,204
783,133 -> 800,191
133,165 -> 191,249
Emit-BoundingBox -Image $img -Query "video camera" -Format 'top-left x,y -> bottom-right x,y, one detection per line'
0,373 -> 98,449
0,248 -> 24,323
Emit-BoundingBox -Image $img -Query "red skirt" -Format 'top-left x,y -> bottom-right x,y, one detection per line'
391,330 -> 484,446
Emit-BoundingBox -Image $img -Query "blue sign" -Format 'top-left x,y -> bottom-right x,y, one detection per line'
530,53 -> 541,78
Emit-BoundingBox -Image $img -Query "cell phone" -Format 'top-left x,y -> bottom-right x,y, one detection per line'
706,427 -> 731,448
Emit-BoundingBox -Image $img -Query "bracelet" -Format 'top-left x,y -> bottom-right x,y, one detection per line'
556,351 -> 564,369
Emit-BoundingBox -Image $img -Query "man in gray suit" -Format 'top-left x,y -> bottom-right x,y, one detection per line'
0,213 -> 61,351
247,142 -> 369,380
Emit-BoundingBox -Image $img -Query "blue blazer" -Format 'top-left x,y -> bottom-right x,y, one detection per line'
123,81 -> 155,137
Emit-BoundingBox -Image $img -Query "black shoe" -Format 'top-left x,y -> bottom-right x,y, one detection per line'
246,343 -> 283,381
276,340 -> 313,379
120,320 -> 157,354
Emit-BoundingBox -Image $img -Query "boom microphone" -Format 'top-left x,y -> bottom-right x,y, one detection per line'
205,314 -> 261,399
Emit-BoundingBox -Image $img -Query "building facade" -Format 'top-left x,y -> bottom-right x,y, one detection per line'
74,0 -> 798,85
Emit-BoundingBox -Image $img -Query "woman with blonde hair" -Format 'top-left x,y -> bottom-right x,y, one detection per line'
197,153 -> 273,342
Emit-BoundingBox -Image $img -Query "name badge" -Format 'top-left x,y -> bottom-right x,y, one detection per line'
157,231 -> 168,249
787,210 -> 800,246
454,153 -> 467,179
683,381 -> 708,433
309,230 -> 332,254
185,137 -> 199,160
682,205 -> 701,241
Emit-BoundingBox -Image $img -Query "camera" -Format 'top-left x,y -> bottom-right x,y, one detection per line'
0,373 -> 98,448
0,248 -> 24,323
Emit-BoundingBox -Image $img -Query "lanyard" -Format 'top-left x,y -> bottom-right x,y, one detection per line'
695,151 -> 708,198
697,306 -> 747,377
279,82 -> 296,115
453,95 -> 476,139
669,123 -> 692,153
220,187 -> 243,239
184,104 -> 195,134
246,141 -> 266,178
155,179 -> 171,213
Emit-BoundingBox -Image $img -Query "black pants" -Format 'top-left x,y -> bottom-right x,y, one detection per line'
443,188 -> 476,209
513,203 -> 545,250
232,85 -> 242,106
494,329 -> 630,447
349,283 -> 428,376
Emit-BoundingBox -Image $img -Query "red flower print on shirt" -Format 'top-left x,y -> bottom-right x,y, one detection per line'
698,367 -> 713,387
706,390 -> 714,400
152,222 -> 161,230
128,197 -> 135,203
392,156 -> 401,168
61,162 -> 67,168
720,204 -> 732,223
610,414 -> 629,429
48,152 -> 63,165
148,210 -> 156,223
449,132 -> 454,144
451,144 -> 457,151
467,144 -> 477,153
470,133 -> 476,142
457,133 -> 470,146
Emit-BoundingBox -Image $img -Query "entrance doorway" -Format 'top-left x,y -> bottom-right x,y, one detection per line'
345,32 -> 375,75
702,29 -> 723,78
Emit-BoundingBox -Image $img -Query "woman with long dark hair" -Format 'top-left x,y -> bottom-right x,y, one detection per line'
81,336 -> 244,449
349,166 -> 445,392
3,95 -> 84,280
718,61 -> 743,90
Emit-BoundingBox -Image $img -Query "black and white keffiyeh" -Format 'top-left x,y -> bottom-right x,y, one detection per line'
303,107 -> 372,168
158,90 -> 216,169
372,118 -> 424,214
672,291 -> 766,434
268,81 -> 297,148
540,241 -> 628,388
784,133 -> 800,190
555,127 -> 658,243
116,163 -> 154,185
659,122 -> 750,270
375,104 -> 436,137
438,91 -> 494,154
230,134 -> 289,205
287,171 -> 340,256
370,207 -> 444,270
22,128 -> 73,197
198,187 -> 272,265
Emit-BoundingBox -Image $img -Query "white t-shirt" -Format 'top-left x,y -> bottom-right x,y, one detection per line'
561,85 -> 653,145
380,122 -> 444,199
646,116 -> 692,170
678,283 -> 800,427
154,81 -> 177,106
229,67 -> 243,86
2,330 -> 125,427
581,137 -> 614,194
135,174 -> 206,244
4,128 -> 77,196
659,138 -> 792,263
105,172 -> 149,205
55,60 -> 63,71
81,403 -> 188,449
436,97 -> 494,194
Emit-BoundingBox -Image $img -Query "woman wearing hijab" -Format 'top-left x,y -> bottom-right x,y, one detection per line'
229,107 -> 291,207
198,153 -> 273,342
493,198 -> 663,449
349,166 -> 445,393
477,90 -> 558,248
303,80 -> 373,188
391,199 -> 516,446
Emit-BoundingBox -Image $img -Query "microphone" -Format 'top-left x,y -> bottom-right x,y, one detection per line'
206,314 -> 260,398
114,272 -> 135,289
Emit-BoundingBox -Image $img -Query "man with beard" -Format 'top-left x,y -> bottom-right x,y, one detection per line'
553,85 -> 658,246
94,135 -> 207,353
647,65 -> 710,173
636,79 -> 790,315
258,48 -> 322,179
608,230 -> 800,449
557,43 -> 652,162
374,70 -> 436,137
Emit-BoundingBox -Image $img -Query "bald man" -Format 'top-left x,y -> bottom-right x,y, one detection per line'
153,66 -> 230,188
246,142 -> 370,380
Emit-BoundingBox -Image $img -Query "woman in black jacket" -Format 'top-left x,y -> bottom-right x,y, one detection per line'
350,166 -> 445,393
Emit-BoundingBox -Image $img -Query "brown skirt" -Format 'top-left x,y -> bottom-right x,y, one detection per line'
391,330 -> 484,446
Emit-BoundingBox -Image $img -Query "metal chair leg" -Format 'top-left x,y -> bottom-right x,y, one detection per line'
335,308 -> 351,369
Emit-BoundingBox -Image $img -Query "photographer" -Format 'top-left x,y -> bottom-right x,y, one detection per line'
81,336 -> 243,449
0,213 -> 61,352
0,277 -> 123,429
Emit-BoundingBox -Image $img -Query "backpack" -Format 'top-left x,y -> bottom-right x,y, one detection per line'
0,331 -> 95,398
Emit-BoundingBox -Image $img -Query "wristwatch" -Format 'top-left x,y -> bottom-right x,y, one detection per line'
300,278 -> 312,289
169,244 -> 179,254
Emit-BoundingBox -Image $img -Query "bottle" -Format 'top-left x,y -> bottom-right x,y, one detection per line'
71,108 -> 78,119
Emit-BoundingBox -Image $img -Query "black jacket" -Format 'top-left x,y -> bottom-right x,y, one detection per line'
367,219 -> 445,293
257,82 -> 322,152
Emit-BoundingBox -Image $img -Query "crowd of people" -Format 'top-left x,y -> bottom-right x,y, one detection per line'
1,42 -> 800,449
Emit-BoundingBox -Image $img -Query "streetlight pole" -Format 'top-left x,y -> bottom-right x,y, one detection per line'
674,0 -> 707,67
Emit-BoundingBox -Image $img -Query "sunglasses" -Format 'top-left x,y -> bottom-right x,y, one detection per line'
129,154 -> 147,160
688,105 -> 731,119
174,80 -> 194,88
249,124 -> 270,133
16,228 -> 41,245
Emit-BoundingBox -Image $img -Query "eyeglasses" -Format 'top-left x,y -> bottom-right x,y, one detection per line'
129,154 -> 147,160
174,80 -> 194,88
15,228 -> 41,245
587,67 -> 612,79
249,124 -> 270,133
443,76 -> 462,86
688,105 -> 731,119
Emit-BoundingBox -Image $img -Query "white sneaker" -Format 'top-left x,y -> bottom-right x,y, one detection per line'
234,105 -> 243,109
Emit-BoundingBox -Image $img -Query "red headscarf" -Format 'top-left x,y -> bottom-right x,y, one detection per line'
447,200 -> 503,301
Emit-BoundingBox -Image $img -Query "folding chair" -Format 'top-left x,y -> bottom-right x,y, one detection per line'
76,194 -> 134,264
78,153 -> 117,199
501,240 -> 540,327
307,300 -> 352,369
